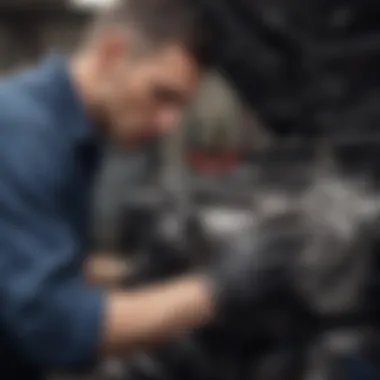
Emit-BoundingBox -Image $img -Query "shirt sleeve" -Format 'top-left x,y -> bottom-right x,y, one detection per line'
0,123 -> 105,371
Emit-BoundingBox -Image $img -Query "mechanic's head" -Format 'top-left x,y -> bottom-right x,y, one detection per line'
75,0 -> 210,145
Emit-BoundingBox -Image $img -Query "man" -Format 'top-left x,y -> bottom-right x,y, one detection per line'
0,0 -> 280,379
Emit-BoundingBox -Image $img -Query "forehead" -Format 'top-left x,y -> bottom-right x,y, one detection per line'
146,45 -> 201,88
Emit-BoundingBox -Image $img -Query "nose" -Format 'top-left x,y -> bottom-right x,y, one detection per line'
156,107 -> 182,134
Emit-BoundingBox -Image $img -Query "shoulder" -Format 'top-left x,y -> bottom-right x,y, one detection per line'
0,66 -> 57,137
0,71 -> 69,194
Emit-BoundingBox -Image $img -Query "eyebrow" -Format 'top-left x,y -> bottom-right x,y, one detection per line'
156,86 -> 188,104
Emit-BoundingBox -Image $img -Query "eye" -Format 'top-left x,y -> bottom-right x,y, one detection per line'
153,86 -> 185,106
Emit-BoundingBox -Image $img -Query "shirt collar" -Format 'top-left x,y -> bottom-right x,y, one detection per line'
40,54 -> 99,146
38,54 -> 104,175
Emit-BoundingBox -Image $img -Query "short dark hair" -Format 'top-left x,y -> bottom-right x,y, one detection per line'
94,0 -> 212,67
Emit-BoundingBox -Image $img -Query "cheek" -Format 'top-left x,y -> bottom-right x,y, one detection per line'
100,71 -> 126,109
108,80 -> 135,121
128,76 -> 151,106
105,64 -> 131,102
127,66 -> 157,108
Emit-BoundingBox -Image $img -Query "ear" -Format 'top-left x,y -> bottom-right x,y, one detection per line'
96,27 -> 131,69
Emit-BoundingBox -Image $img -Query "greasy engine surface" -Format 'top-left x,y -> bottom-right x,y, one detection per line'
115,148 -> 380,380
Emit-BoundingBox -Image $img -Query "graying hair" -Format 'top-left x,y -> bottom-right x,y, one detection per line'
92,0 -> 211,66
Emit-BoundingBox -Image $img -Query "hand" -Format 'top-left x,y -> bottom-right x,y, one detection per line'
124,210 -> 216,288
204,214 -> 308,338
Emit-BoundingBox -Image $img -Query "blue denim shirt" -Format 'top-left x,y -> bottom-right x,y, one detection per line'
0,56 -> 104,378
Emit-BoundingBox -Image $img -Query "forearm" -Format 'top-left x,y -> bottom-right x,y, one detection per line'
3,274 -> 213,369
101,275 -> 214,357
